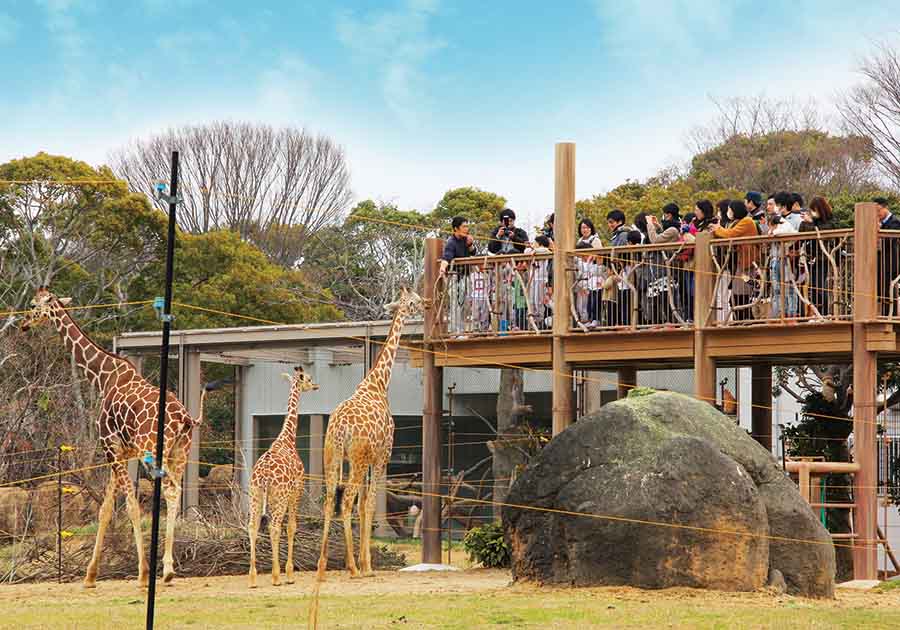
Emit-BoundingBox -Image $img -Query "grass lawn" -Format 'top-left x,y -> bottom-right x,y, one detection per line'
2,568 -> 899,629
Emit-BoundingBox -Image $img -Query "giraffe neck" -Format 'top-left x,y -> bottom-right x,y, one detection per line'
362,307 -> 407,395
275,385 -> 302,445
49,301 -> 130,392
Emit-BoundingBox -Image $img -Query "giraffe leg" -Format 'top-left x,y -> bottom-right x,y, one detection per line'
341,463 -> 365,579
285,490 -> 300,584
116,464 -> 149,588
355,467 -> 370,574
84,472 -> 117,588
161,470 -> 183,585
310,448 -> 340,630
248,486 -> 263,588
268,501 -> 286,587
360,461 -> 385,577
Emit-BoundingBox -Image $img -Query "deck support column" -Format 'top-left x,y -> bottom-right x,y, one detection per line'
853,202 -> 879,579
422,237 -> 444,563
617,367 -> 636,400
179,346 -> 202,516
693,233 -> 717,404
552,142 -> 576,435
751,364 -> 772,451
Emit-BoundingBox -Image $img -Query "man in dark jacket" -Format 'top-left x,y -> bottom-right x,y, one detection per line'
440,216 -> 477,335
745,191 -> 765,233
487,208 -> 529,255
876,198 -> 900,315
606,209 -> 631,246
876,197 -> 900,230
440,216 -> 476,275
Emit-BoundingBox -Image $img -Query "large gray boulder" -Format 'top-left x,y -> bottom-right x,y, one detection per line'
503,391 -> 835,598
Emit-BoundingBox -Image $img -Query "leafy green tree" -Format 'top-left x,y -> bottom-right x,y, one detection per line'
0,152 -> 166,333
305,200 -> 432,320
431,186 -> 507,242
126,229 -> 341,331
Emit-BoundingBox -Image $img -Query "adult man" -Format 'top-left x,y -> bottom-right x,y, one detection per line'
440,216 -> 477,335
774,191 -> 803,231
875,198 -> 900,316
487,208 -> 529,255
766,194 -> 777,219
791,193 -> 806,217
876,197 -> 900,229
606,209 -> 631,246
440,216 -> 476,275
745,191 -> 765,233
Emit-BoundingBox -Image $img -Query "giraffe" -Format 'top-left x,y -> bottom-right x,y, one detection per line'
20,287 -> 207,588
309,287 -> 423,628
248,366 -> 319,588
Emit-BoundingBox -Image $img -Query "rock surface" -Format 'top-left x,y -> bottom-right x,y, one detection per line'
502,391 -> 835,598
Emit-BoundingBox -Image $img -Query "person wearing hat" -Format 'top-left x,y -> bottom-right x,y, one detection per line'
488,208 -> 529,255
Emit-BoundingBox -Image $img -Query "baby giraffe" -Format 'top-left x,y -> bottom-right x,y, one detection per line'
248,366 -> 318,588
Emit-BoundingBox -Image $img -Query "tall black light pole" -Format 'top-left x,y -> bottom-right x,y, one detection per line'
146,150 -> 179,630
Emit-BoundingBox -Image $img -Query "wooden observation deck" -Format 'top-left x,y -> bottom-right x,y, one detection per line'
417,142 -> 900,580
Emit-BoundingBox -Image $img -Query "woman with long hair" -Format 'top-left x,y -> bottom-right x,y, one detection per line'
799,196 -> 836,317
713,200 -> 758,322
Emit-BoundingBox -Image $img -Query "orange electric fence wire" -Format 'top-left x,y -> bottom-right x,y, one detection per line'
167,299 -> 887,431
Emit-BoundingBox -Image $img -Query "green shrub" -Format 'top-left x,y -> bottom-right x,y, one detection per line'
462,522 -> 510,568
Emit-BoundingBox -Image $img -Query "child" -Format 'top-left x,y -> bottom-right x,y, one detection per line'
512,259 -> 529,331
468,263 -> 491,332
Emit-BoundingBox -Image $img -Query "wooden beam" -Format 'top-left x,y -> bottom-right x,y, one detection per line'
853,201 -> 879,580
422,238 -> 444,564
552,142 -> 576,435
693,232 -> 717,405
751,364 -> 772,451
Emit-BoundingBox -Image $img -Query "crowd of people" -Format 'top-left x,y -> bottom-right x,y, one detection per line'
438,194 -> 900,336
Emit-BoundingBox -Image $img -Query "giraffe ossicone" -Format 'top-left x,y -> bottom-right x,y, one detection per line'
248,365 -> 318,588
21,287 -> 209,589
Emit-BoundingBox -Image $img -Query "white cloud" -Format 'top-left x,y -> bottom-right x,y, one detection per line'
335,0 -> 446,125
256,53 -> 321,124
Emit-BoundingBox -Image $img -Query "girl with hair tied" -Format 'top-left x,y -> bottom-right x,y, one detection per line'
575,218 -> 603,327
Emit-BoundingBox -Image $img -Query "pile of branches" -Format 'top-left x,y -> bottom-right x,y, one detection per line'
7,505 -> 405,584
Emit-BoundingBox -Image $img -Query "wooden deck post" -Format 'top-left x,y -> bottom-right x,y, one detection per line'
853,202 -> 879,579
422,237 -> 444,563
693,232 -> 717,405
617,366 -> 636,400
552,142 -> 576,435
751,364 -> 773,451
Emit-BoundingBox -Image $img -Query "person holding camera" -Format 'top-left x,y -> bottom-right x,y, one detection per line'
488,208 -> 529,255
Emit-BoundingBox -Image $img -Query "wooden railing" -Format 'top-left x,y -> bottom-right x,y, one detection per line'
707,229 -> 854,326
429,228 -> 900,340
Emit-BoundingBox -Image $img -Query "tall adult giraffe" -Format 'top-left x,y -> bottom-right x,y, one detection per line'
309,287 -> 423,627
248,366 -> 318,588
21,287 -> 207,588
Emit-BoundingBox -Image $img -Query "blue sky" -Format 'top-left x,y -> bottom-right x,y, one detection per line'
0,1 -> 896,231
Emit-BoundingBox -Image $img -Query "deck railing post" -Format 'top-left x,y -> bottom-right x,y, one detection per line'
853,202 -> 879,579
422,238 -> 445,563
693,232 -> 717,405
552,143 -> 576,435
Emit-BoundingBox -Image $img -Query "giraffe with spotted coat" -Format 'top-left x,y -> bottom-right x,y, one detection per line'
309,287 -> 423,627
248,366 -> 318,588
20,287 -> 208,588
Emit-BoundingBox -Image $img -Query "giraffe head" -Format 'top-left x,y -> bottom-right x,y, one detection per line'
281,366 -> 319,393
384,287 -> 423,319
20,287 -> 72,332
